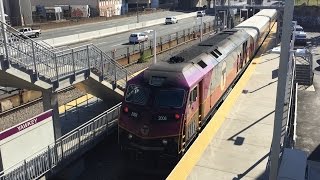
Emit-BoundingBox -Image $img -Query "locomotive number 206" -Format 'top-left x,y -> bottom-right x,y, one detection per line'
158,116 -> 167,121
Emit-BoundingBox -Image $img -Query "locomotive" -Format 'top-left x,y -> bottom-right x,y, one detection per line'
118,9 -> 277,156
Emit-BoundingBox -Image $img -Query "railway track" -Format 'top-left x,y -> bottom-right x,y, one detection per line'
0,86 -> 87,132
0,86 -> 78,116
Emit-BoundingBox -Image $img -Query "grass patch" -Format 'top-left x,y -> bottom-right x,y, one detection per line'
138,49 -> 152,63
295,0 -> 320,6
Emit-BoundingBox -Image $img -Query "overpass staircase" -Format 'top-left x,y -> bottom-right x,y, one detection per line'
0,21 -> 133,100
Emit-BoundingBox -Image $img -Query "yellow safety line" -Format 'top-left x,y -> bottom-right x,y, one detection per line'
58,68 -> 147,114
167,26 -> 277,180
58,94 -> 95,114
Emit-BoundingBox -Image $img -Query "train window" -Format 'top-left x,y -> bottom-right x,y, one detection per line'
189,87 -> 198,103
210,51 -> 219,58
197,60 -> 207,68
214,49 -> 222,56
125,85 -> 149,105
155,89 -> 185,108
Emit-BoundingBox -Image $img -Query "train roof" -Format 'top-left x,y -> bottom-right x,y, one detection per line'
147,29 -> 248,72
235,9 -> 277,41
143,29 -> 250,87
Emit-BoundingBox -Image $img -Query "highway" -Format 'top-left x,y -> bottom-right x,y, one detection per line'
64,15 -> 215,55
40,11 -> 190,40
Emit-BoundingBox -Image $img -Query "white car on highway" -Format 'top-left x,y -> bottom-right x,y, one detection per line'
197,11 -> 206,17
165,16 -> 178,24
129,32 -> 148,44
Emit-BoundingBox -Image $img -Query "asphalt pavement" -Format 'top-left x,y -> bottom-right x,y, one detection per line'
64,15 -> 215,55
40,11 -> 190,40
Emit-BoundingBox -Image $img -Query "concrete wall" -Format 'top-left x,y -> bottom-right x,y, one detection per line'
0,110 -> 55,171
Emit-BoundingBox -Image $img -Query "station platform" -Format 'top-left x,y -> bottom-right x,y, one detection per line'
168,25 -> 278,179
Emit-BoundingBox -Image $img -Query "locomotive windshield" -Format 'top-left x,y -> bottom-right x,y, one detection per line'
125,85 -> 149,105
155,89 -> 185,108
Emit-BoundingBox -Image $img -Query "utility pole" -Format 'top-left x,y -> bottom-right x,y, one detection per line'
269,0 -> 294,179
136,0 -> 139,23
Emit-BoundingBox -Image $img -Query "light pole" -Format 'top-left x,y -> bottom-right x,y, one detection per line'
145,30 -> 157,64
269,0 -> 294,179
197,16 -> 203,42
136,0 -> 139,23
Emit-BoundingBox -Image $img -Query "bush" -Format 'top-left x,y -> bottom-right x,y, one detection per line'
138,49 -> 152,63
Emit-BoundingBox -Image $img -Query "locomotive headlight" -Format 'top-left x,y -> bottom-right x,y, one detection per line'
162,139 -> 168,145
128,134 -> 133,139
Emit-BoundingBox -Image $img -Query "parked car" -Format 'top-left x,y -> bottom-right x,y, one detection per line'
18,27 -> 41,38
197,11 -> 205,17
129,33 -> 148,44
294,24 -> 304,32
165,16 -> 178,24
294,31 -> 307,46
292,24 -> 307,46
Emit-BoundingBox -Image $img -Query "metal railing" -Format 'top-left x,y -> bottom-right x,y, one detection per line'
0,103 -> 122,180
108,21 -> 215,61
0,20 -> 129,90
282,54 -> 297,148
266,43 -> 298,174
292,83 -> 298,146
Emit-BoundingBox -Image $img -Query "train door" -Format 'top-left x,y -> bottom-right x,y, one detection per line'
243,41 -> 248,63
236,54 -> 240,73
198,80 -> 204,128
185,85 -> 200,147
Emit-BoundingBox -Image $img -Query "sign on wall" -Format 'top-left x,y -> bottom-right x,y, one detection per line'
0,110 -> 55,171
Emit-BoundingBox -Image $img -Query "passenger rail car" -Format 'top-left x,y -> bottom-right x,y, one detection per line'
118,9 -> 277,156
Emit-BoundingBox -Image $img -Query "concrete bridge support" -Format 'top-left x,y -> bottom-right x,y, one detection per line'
42,90 -> 61,139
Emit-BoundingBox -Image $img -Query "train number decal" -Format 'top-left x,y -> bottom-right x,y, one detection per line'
158,116 -> 167,121
220,61 -> 227,90
131,112 -> 138,118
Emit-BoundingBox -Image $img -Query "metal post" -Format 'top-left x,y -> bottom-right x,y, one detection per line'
136,0 -> 139,23
71,49 -> 76,77
112,50 -> 117,87
100,51 -> 104,77
127,47 -> 130,64
269,0 -> 294,179
86,45 -> 90,68
200,16 -> 203,42
0,0 -> 7,45
153,30 -> 156,64
1,23 -> 8,63
78,129 -> 81,148
47,146 -> 52,170
31,41 -> 38,79
54,54 -> 59,83
24,160 -> 28,179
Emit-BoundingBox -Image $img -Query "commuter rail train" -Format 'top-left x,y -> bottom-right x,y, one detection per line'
118,9 -> 277,156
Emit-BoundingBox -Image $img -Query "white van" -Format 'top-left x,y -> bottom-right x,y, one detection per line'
129,33 -> 148,44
